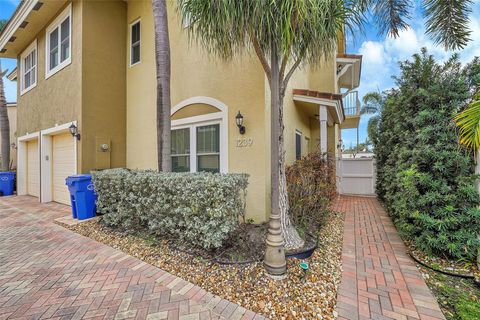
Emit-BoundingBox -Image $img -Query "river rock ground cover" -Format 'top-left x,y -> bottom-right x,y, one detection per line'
58,210 -> 345,319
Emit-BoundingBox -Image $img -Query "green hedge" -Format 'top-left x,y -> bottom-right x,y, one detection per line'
374,50 -> 480,260
92,169 -> 248,250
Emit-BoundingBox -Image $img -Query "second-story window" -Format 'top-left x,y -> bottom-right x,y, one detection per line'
46,4 -> 72,78
20,39 -> 37,95
130,20 -> 141,66
295,130 -> 302,160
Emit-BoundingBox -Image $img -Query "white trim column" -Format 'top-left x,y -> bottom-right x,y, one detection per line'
319,105 -> 328,154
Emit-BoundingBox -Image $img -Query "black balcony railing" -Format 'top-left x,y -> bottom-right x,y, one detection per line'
343,91 -> 361,117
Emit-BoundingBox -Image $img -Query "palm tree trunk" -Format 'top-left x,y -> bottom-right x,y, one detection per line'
0,65 -> 10,172
278,89 -> 304,250
268,42 -> 304,251
264,41 -> 287,276
152,0 -> 171,172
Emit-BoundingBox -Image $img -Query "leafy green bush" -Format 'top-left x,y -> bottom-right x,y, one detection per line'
286,152 -> 336,235
92,169 -> 248,250
374,49 -> 480,260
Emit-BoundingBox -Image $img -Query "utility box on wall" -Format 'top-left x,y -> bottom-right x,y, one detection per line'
95,137 -> 111,169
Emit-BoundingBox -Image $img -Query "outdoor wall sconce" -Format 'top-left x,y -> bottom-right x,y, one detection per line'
337,139 -> 343,149
236,111 -> 246,134
69,123 -> 81,140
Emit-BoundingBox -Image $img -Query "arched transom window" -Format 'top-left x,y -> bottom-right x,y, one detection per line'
170,97 -> 229,173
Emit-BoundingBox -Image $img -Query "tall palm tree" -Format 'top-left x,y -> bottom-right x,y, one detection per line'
0,62 -> 10,172
152,0 -> 171,172
361,92 -> 384,147
0,19 -> 11,172
175,0 -> 475,276
177,0 -> 362,275
177,0 -> 471,274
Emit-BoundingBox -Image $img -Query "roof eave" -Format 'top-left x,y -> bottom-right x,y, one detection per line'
0,0 -> 38,58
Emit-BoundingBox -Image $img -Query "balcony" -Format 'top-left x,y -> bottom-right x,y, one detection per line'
337,54 -> 362,90
341,91 -> 361,129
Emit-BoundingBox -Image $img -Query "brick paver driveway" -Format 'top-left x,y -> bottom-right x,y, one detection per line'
334,196 -> 445,320
0,196 -> 259,320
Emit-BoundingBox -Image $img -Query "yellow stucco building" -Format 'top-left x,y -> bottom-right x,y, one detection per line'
0,0 -> 361,222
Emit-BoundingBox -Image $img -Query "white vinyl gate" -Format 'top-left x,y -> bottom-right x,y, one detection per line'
337,158 -> 376,196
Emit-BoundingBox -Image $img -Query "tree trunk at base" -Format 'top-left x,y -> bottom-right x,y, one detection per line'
264,42 -> 304,277
277,96 -> 304,250
264,43 -> 287,276
0,65 -> 10,172
152,0 -> 171,172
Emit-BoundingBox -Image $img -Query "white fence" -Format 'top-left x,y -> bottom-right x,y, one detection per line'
337,158 -> 376,196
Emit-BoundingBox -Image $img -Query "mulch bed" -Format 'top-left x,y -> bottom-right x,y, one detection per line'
57,210 -> 345,319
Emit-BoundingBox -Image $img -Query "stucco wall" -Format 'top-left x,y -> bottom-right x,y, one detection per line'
283,66 -> 312,165
81,0 -> 127,172
16,1 -> 82,153
309,56 -> 338,94
16,0 -> 127,174
126,0 -> 269,221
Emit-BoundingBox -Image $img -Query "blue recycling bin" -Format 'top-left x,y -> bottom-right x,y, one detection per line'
65,174 -> 96,220
0,172 -> 15,196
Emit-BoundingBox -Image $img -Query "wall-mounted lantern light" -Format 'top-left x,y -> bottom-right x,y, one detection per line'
337,139 -> 343,149
236,111 -> 246,135
69,123 -> 81,140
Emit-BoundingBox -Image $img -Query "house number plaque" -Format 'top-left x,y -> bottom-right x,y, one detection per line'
236,137 -> 253,148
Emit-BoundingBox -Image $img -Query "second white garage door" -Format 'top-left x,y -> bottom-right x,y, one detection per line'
26,139 -> 40,198
52,133 -> 76,205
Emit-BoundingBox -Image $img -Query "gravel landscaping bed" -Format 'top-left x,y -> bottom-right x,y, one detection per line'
57,210 -> 345,319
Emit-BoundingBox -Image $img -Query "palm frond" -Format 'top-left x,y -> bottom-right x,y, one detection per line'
361,91 -> 383,115
177,0 -> 359,67
454,94 -> 480,151
371,0 -> 413,38
423,0 -> 472,50
0,20 -> 7,33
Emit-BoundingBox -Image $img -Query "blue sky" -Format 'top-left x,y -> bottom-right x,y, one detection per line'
1,0 -> 480,147
1,0 -> 19,103
342,1 -> 480,147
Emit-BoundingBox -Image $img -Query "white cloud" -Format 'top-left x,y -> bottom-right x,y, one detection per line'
459,15 -> 480,63
343,1 -> 480,145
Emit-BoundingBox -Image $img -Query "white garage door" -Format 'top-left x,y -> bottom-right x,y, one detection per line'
26,140 -> 40,197
52,133 -> 76,205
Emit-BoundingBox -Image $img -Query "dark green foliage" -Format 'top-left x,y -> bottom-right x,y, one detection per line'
0,20 -> 7,32
374,49 -> 480,260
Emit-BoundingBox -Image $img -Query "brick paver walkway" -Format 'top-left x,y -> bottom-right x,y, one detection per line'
334,196 -> 445,320
0,196 -> 261,320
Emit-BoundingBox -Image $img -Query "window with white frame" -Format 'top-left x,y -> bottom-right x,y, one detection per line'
130,20 -> 141,66
46,4 -> 71,78
295,130 -> 302,160
171,123 -> 221,173
20,40 -> 37,95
